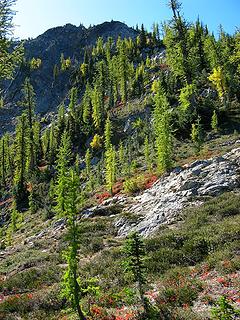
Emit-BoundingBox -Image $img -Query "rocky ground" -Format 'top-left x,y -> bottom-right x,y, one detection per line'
84,145 -> 240,236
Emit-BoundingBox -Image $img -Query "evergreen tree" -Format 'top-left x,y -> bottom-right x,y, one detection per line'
104,116 -> 112,150
164,0 -> 192,83
118,140 -> 125,176
55,132 -> 72,217
153,87 -> 173,173
91,84 -> 102,130
0,0 -> 23,85
82,83 -> 92,125
211,110 -> 218,132
123,232 -> 148,317
0,135 -> 6,187
191,116 -> 203,153
118,39 -> 129,104
144,136 -> 152,172
105,145 -> 116,194
61,169 -> 86,320
20,78 -> 37,172
13,113 -> 29,210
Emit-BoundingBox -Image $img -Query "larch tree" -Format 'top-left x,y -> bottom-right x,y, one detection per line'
20,78 -> 37,173
13,113 -> 29,210
61,169 -> 86,320
153,85 -> 173,173
55,131 -> 72,217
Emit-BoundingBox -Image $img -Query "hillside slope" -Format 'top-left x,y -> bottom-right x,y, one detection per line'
0,21 -> 137,134
0,144 -> 239,319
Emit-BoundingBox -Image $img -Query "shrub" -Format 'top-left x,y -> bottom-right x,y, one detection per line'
210,296 -> 240,319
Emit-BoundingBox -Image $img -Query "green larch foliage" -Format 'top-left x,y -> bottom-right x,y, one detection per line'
104,116 -> 112,150
211,110 -> 218,132
191,116 -> 203,153
82,83 -> 92,124
55,132 -> 72,217
91,84 -> 102,130
153,86 -> 173,173
105,145 -> 116,193
123,232 -> 148,316
61,169 -> 86,320
20,78 -> 36,173
0,0 -> 24,83
13,113 -> 29,209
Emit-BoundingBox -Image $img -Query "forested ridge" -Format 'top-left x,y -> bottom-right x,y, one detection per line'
0,0 -> 240,319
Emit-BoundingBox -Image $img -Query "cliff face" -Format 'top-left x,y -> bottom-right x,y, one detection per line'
1,21 -> 137,134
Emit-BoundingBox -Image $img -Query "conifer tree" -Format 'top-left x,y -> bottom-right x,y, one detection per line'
144,136 -> 152,172
0,135 -> 6,187
85,148 -> 91,178
20,78 -> 36,172
191,117 -> 203,153
211,110 -> 218,132
104,117 -> 116,193
55,132 -> 72,216
123,232 -> 148,316
208,66 -> 227,100
118,141 -> 125,176
61,169 -> 86,320
82,83 -> 92,125
164,0 -> 191,82
118,40 -> 128,104
153,87 -> 173,173
105,145 -> 116,194
104,116 -> 112,150
68,87 -> 78,141
13,113 -> 29,209
0,0 -> 23,84
85,148 -> 93,190
91,84 -> 102,130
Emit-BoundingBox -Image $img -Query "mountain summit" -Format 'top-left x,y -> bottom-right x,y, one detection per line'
1,21 -> 137,133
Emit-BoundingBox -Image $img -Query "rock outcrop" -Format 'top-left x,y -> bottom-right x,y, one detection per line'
87,147 -> 240,237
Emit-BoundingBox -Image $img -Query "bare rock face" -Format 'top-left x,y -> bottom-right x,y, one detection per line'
108,148 -> 240,237
1,21 -> 137,135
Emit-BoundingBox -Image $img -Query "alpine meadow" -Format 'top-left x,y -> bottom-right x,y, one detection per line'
0,0 -> 240,319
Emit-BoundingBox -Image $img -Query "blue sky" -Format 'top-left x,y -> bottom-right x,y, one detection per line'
13,0 -> 240,40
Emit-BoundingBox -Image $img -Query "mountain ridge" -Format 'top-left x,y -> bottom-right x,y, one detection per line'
1,20 -> 138,134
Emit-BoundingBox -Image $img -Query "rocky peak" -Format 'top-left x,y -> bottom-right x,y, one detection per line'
1,21 -> 137,135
